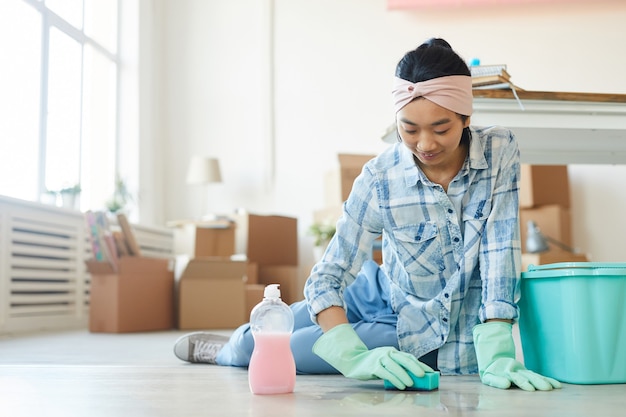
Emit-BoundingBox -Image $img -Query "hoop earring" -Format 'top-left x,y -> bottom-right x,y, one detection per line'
396,130 -> 402,143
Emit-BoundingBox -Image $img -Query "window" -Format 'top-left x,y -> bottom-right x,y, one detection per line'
0,0 -> 120,211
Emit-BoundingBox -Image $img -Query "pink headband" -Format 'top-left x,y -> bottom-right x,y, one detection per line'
392,75 -> 473,116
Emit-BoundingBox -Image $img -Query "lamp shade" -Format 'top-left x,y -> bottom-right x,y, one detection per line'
186,157 -> 222,184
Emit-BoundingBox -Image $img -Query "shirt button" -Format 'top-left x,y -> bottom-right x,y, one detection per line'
444,293 -> 449,298
447,208 -> 453,214
453,237 -> 460,242
442,317 -> 448,323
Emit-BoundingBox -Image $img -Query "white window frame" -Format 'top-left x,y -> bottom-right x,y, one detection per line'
5,0 -> 129,213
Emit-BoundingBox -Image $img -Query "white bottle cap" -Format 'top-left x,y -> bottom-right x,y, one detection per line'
264,284 -> 281,299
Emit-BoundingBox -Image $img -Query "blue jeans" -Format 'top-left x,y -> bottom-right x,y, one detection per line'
216,260 -> 399,374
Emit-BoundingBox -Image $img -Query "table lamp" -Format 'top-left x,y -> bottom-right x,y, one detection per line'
186,156 -> 222,219
525,220 -> 577,254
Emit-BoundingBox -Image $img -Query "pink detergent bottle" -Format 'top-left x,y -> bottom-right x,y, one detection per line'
248,284 -> 296,395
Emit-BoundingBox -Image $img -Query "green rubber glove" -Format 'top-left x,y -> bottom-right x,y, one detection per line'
473,321 -> 562,391
312,323 -> 434,390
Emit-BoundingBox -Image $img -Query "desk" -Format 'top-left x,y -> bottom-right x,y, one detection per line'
471,89 -> 626,164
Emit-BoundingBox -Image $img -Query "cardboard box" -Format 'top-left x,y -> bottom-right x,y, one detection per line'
520,204 -> 572,253
169,219 -> 235,257
313,205 -> 342,225
195,222 -> 236,257
245,284 -> 266,321
372,237 -> 383,265
87,257 -> 174,333
338,154 -> 376,202
232,213 -> 298,266
520,164 -> 570,208
178,258 -> 247,329
257,265 -> 302,305
170,215 -> 297,267
246,261 -> 259,285
521,252 -> 588,272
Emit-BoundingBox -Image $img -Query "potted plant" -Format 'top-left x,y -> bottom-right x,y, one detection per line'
41,189 -> 59,206
59,184 -> 81,210
105,176 -> 133,214
308,221 -> 336,260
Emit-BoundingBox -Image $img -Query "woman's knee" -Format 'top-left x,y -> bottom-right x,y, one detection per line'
290,327 -> 338,374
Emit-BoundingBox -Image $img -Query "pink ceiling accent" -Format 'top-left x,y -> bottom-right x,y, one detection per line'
388,0 -> 582,8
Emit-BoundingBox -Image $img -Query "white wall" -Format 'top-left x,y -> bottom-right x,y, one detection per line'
139,0 -> 626,285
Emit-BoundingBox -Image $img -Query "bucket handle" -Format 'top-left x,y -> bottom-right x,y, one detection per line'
527,262 -> 626,273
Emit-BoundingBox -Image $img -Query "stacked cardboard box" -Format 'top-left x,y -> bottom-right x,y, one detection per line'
177,213 -> 299,330
87,257 -> 175,333
169,218 -> 235,258
318,160 -> 590,272
177,258 -> 248,329
86,213 -> 175,333
316,154 -> 382,263
323,154 -> 376,206
519,165 -> 588,271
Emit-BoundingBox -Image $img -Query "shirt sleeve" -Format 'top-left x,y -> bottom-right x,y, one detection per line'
303,161 -> 382,323
478,129 -> 522,322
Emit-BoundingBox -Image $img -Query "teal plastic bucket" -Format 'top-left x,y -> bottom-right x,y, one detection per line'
519,262 -> 626,385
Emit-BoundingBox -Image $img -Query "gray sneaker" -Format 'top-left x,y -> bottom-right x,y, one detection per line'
173,332 -> 230,364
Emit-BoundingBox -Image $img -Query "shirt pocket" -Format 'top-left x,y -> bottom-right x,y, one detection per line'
391,222 -> 446,277
462,198 -> 491,239
462,198 -> 492,221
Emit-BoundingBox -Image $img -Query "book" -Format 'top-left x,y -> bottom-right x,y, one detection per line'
473,77 -> 525,91
112,230 -> 130,256
470,64 -> 515,89
85,211 -> 104,262
85,210 -> 118,271
95,211 -> 118,270
473,82 -> 513,90
470,64 -> 510,79
117,213 -> 142,256
472,74 -> 511,87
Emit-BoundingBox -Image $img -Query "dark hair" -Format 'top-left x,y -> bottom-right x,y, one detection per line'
395,38 -> 472,143
395,38 -> 471,83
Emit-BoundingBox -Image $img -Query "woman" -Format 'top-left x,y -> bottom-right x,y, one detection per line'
174,38 -> 560,392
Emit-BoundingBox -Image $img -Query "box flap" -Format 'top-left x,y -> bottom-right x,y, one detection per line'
85,260 -> 115,274
181,258 -> 248,280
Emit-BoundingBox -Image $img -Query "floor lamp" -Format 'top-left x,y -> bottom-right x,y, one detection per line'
186,156 -> 222,220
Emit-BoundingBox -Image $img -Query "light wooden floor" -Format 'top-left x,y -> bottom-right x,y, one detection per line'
0,329 -> 624,417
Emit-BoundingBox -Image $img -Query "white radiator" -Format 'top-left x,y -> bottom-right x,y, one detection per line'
0,195 -> 174,334
128,223 -> 175,259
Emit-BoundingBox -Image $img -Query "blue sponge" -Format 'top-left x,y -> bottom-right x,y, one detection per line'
383,371 -> 440,391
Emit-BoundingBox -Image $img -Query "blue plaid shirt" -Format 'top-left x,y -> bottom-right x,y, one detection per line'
305,125 -> 521,375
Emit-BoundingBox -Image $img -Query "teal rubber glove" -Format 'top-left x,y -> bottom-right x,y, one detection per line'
312,323 -> 434,390
473,321 -> 562,391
